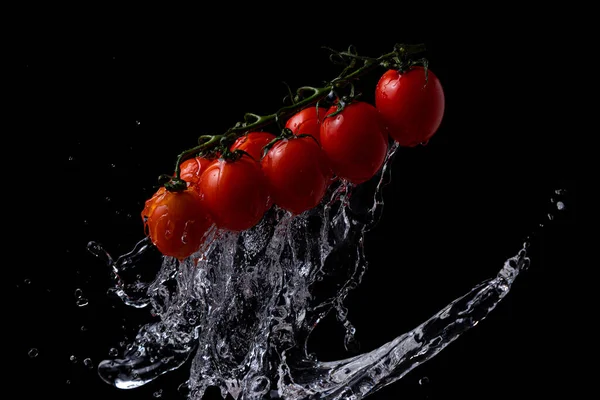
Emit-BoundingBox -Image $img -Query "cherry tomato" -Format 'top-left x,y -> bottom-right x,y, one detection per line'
375,66 -> 445,147
320,101 -> 389,184
141,186 -> 213,260
179,156 -> 213,185
284,106 -> 327,145
198,155 -> 269,232
261,136 -> 332,215
229,131 -> 276,161
230,131 -> 276,211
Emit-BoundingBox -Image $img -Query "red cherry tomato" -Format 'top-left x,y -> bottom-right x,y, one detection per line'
284,106 -> 327,145
375,66 -> 445,147
230,131 -> 276,211
198,156 -> 269,231
230,131 -> 276,162
141,186 -> 213,260
179,156 -> 213,185
261,136 -> 332,215
320,101 -> 389,184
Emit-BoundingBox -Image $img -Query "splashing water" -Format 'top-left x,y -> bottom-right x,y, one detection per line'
87,142 -> 562,400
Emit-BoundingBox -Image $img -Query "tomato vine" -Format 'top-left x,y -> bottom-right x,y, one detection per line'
162,42 -> 429,192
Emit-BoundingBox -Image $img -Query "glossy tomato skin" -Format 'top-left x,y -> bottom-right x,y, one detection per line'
179,156 -> 213,185
261,136 -> 332,215
285,106 -> 327,145
375,66 -> 445,147
198,156 -> 269,232
230,131 -> 276,211
320,101 -> 389,184
141,186 -> 213,260
230,131 -> 276,162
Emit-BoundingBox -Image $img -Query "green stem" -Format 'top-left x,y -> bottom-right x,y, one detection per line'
165,43 -> 427,191
172,135 -> 223,180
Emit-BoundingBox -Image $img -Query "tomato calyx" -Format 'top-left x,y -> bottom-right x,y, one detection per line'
219,145 -> 255,163
324,93 -> 362,119
158,174 -> 188,192
261,129 -> 292,159
260,128 -> 321,160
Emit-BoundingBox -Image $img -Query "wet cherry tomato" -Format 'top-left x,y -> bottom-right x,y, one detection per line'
198,155 -> 270,231
320,101 -> 389,184
230,131 -> 277,211
179,156 -> 213,185
284,106 -> 327,145
261,136 -> 332,215
141,186 -> 213,260
375,66 -> 445,147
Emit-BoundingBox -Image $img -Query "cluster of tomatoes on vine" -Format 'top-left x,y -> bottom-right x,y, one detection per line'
141,63 -> 445,261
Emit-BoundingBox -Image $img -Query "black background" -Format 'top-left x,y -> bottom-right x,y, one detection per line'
11,8 -> 583,400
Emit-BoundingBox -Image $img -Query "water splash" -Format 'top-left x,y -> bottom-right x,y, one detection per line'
89,141 -> 564,400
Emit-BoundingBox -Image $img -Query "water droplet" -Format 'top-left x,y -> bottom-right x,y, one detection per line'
126,213 -> 133,219
74,288 -> 83,298
80,325 -> 88,332
111,163 -> 116,168
547,213 -> 554,221
70,355 -> 77,363
83,220 -> 88,226
66,380 -> 71,385
76,298 -> 89,307
24,278 -> 31,285
28,348 -> 39,358
556,201 -> 565,210
153,389 -> 163,398
555,188 -> 566,195
68,156 -> 74,161
136,120 -> 141,126
83,358 -> 94,369
108,348 -> 119,357
419,376 -> 429,386
105,197 -> 111,202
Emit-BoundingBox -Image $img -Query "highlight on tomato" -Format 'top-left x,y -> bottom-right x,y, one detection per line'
320,101 -> 389,185
375,66 -> 445,147
141,186 -> 214,261
179,156 -> 213,185
261,134 -> 332,215
284,106 -> 327,145
198,154 -> 270,232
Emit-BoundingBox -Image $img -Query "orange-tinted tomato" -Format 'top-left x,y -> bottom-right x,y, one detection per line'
179,156 -> 213,185
141,186 -> 213,260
